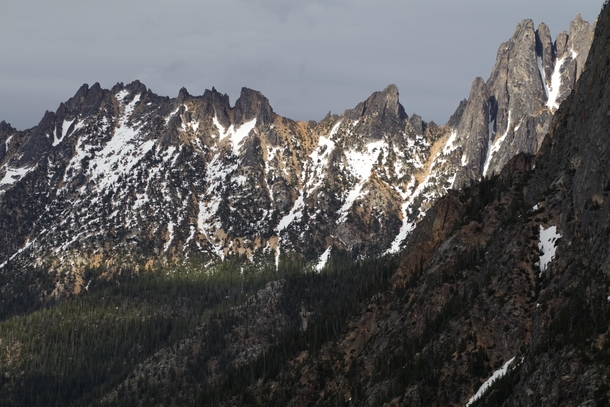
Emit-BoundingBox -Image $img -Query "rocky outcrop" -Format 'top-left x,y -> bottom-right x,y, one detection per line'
452,77 -> 490,186
343,84 -> 408,140
449,14 -> 595,184
233,87 -> 275,127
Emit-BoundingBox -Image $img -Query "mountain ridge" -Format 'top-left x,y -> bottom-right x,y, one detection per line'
0,15 -> 595,310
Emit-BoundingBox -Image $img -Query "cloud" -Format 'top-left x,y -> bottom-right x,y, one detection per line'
0,0 -> 605,129
235,0 -> 348,23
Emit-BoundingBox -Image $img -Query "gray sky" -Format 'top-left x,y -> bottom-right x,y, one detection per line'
1,0 -> 604,130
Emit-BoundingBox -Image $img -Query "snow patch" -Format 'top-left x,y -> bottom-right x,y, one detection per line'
0,165 -> 37,188
166,106 -> 181,124
385,177 -> 417,254
465,357 -> 516,407
275,244 -> 281,269
198,198 -> 221,230
337,140 -> 385,224
164,221 -> 175,252
538,225 -> 561,274
181,117 -> 200,133
233,175 -> 247,186
537,55 -> 550,99
115,89 -> 129,101
330,121 -> 342,137
316,246 -> 332,272
124,94 -> 140,118
443,130 -> 458,155
345,140 -> 385,180
53,119 -> 74,146
277,195 -> 304,232
5,135 -> 13,151
214,116 -> 257,156
483,111 -> 509,177
546,56 -> 568,110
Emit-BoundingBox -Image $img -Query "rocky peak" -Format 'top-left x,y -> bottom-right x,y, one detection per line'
555,31 -> 569,59
447,15 -> 594,185
487,18 -> 546,131
0,120 -> 16,136
536,22 -> 554,85
74,83 -> 106,119
344,84 -> 406,122
566,13 -> 596,78
202,87 -> 231,110
446,99 -> 467,128
341,84 -> 408,141
408,113 -> 425,134
176,86 -> 190,103
124,79 -> 148,95
196,87 -> 232,128
233,87 -> 275,127
452,77 -> 490,187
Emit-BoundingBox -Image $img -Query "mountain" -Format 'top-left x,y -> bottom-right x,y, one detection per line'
95,5 -> 608,405
0,9 -> 606,407
253,6 -> 610,405
0,16 -> 594,313
0,82 -> 445,310
448,14 -> 594,185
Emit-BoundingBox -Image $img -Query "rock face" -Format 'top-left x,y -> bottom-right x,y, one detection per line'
450,15 -> 595,186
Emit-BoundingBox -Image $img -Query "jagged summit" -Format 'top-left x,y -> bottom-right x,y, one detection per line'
445,14 -> 595,185
340,84 -> 409,142
0,78 -> 446,300
344,84 -> 406,121
233,87 -> 275,126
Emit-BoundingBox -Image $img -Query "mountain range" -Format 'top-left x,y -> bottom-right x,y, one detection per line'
0,15 -> 594,303
0,8 -> 608,407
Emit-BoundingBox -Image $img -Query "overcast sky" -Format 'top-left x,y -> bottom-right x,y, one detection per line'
1,0 -> 604,130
